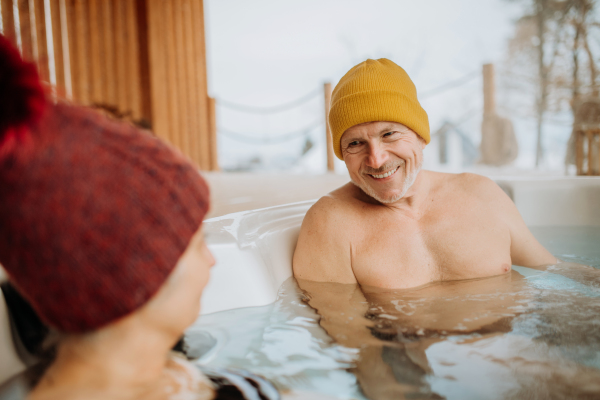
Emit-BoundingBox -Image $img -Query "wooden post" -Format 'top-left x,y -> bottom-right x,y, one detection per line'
483,64 -> 495,116
597,129 -> 600,175
208,96 -> 219,171
324,82 -> 335,172
587,130 -> 593,176
576,130 -> 583,175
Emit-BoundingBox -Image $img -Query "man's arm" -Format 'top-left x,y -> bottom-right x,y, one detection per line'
508,214 -> 558,267
473,175 -> 558,267
294,198 -> 406,398
479,180 -> 600,285
500,196 -> 558,267
292,196 -> 356,284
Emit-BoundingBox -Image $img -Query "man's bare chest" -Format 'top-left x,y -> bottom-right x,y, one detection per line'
350,206 -> 512,289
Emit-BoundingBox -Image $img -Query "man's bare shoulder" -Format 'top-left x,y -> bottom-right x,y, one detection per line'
437,176 -> 556,267
293,183 -> 357,283
303,183 -> 361,232
328,181 -> 366,203
441,172 -> 510,204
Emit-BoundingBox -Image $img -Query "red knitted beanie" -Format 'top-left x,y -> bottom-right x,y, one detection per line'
0,35 -> 210,333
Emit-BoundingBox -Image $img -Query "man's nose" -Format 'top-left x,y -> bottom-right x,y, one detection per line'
365,143 -> 388,168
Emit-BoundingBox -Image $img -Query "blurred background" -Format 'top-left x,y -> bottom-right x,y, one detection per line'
1,0 -> 599,214
207,0 -> 600,175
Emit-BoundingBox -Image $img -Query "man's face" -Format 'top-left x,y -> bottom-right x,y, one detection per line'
341,121 -> 425,204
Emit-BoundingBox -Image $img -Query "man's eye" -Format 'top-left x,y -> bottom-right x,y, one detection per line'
383,131 -> 396,138
343,141 -> 365,154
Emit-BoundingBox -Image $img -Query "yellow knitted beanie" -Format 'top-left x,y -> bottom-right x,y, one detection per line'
329,58 -> 430,159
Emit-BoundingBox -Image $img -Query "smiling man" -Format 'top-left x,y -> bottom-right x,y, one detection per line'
293,58 -> 557,289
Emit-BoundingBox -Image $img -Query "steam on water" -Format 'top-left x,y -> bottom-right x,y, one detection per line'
185,227 -> 600,400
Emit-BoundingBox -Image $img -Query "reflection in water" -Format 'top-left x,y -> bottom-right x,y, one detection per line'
298,271 -> 528,399
187,228 -> 600,400
298,265 -> 600,400
186,278 -> 365,399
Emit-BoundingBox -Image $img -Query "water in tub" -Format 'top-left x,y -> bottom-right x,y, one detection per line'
185,226 -> 600,400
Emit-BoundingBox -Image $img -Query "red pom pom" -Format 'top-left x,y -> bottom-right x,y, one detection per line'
0,34 -> 46,154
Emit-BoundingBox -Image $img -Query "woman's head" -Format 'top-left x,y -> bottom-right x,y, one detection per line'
141,228 -> 215,338
0,34 -> 212,335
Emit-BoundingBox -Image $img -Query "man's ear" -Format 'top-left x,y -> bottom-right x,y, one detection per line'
420,136 -> 427,149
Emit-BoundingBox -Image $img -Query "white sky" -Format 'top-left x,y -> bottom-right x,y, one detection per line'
204,0 -> 569,171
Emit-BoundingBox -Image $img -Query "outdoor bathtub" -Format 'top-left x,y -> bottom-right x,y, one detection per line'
2,176 -> 600,399
190,176 -> 600,399
200,177 -> 600,315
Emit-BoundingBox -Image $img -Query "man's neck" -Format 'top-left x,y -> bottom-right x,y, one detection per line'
380,170 -> 433,217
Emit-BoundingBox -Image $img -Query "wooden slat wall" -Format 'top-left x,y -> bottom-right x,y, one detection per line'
87,0 -> 101,104
114,0 -> 127,113
1,0 -> 216,169
101,0 -> 115,106
164,0 -> 182,149
49,0 -> 67,96
2,0 -> 54,88
191,0 -> 211,169
17,0 -> 34,60
145,0 -> 212,169
124,0 -> 139,120
183,0 -> 200,168
73,0 -> 90,103
133,0 -> 151,124
32,0 -> 49,82
1,0 -> 17,44
146,0 -> 168,141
